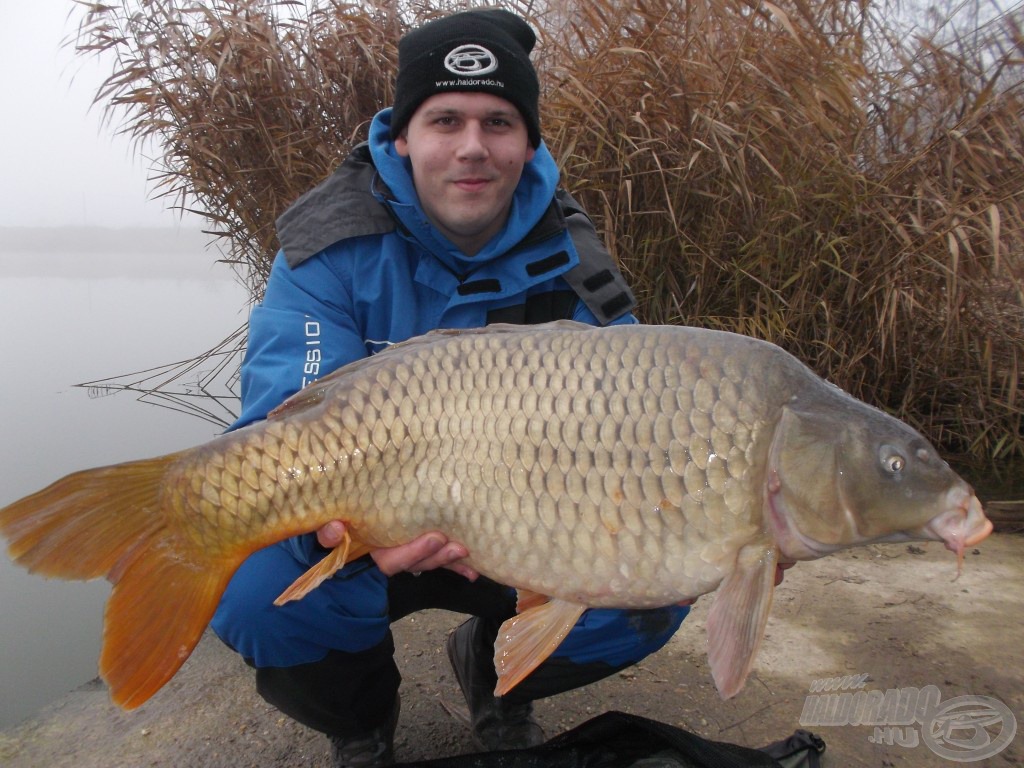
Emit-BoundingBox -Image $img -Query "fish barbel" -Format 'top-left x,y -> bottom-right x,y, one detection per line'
0,321 -> 992,709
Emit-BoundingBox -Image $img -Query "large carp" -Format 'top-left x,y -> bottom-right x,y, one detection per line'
0,322 -> 991,710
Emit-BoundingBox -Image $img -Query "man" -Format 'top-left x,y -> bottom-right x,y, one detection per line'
211,9 -> 689,767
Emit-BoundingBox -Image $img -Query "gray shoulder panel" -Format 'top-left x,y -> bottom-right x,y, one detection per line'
557,189 -> 638,324
276,143 -> 396,268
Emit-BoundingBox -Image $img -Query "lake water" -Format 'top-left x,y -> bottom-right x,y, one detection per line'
0,233 -> 250,729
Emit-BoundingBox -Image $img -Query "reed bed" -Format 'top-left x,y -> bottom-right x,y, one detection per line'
72,0 -> 1023,463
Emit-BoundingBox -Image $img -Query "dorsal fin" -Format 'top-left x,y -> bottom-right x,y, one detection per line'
267,321 -> 596,421
378,319 -> 594,355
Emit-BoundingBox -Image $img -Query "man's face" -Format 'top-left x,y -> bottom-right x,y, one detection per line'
395,92 -> 536,256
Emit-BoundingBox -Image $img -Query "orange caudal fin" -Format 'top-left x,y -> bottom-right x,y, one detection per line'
0,456 -> 238,709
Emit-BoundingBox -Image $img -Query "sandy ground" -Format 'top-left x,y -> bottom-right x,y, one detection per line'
1,533 -> 1021,768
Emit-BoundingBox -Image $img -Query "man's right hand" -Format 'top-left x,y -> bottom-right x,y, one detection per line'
316,520 -> 479,581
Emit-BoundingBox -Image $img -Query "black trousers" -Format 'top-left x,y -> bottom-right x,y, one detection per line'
248,570 -> 630,738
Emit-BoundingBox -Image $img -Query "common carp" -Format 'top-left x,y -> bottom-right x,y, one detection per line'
0,321 -> 992,710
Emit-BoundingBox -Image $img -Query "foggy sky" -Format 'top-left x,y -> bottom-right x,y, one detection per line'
0,4 -> 201,229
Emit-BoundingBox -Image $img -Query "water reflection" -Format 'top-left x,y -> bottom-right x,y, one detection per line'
0,243 -> 248,728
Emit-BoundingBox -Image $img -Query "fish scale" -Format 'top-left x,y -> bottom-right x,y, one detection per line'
0,321 -> 991,709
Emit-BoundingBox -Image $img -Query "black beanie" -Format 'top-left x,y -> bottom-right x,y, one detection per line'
390,9 -> 541,147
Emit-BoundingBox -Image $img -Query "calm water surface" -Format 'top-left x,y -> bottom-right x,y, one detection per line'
0,243 -> 249,728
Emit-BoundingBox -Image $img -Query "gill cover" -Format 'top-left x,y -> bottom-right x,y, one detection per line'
768,405 -> 847,553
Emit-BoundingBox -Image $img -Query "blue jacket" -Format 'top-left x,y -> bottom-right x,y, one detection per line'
235,108 -> 638,566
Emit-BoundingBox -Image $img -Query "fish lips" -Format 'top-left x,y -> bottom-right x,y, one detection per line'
912,491 -> 993,553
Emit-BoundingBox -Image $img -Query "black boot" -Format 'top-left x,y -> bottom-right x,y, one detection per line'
446,617 -> 545,750
329,695 -> 400,768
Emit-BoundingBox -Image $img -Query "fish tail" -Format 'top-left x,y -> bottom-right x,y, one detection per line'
0,455 -> 236,709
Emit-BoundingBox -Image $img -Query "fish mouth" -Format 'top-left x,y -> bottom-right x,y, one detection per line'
913,488 -> 993,574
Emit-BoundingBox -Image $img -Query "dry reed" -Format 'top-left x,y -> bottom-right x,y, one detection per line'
72,0 -> 1023,463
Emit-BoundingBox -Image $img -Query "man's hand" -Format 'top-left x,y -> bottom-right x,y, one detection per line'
316,520 -> 478,581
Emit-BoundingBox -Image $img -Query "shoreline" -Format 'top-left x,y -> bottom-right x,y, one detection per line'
3,535 -> 1022,767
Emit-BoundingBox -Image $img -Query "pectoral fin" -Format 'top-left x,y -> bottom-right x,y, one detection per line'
494,598 -> 586,696
274,530 -> 372,605
706,539 -> 778,698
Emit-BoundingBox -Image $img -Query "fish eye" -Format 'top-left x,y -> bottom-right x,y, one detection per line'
880,446 -> 906,474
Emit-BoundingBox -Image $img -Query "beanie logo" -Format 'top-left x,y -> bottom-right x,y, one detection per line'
444,44 -> 498,76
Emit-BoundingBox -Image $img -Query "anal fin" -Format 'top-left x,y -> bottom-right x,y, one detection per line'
493,598 -> 586,696
706,538 -> 778,698
274,530 -> 371,605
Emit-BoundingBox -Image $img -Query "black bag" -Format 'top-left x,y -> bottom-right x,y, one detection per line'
759,729 -> 826,768
400,711 -> 825,767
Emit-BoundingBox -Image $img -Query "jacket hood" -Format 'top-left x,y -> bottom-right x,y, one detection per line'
368,108 -> 561,274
